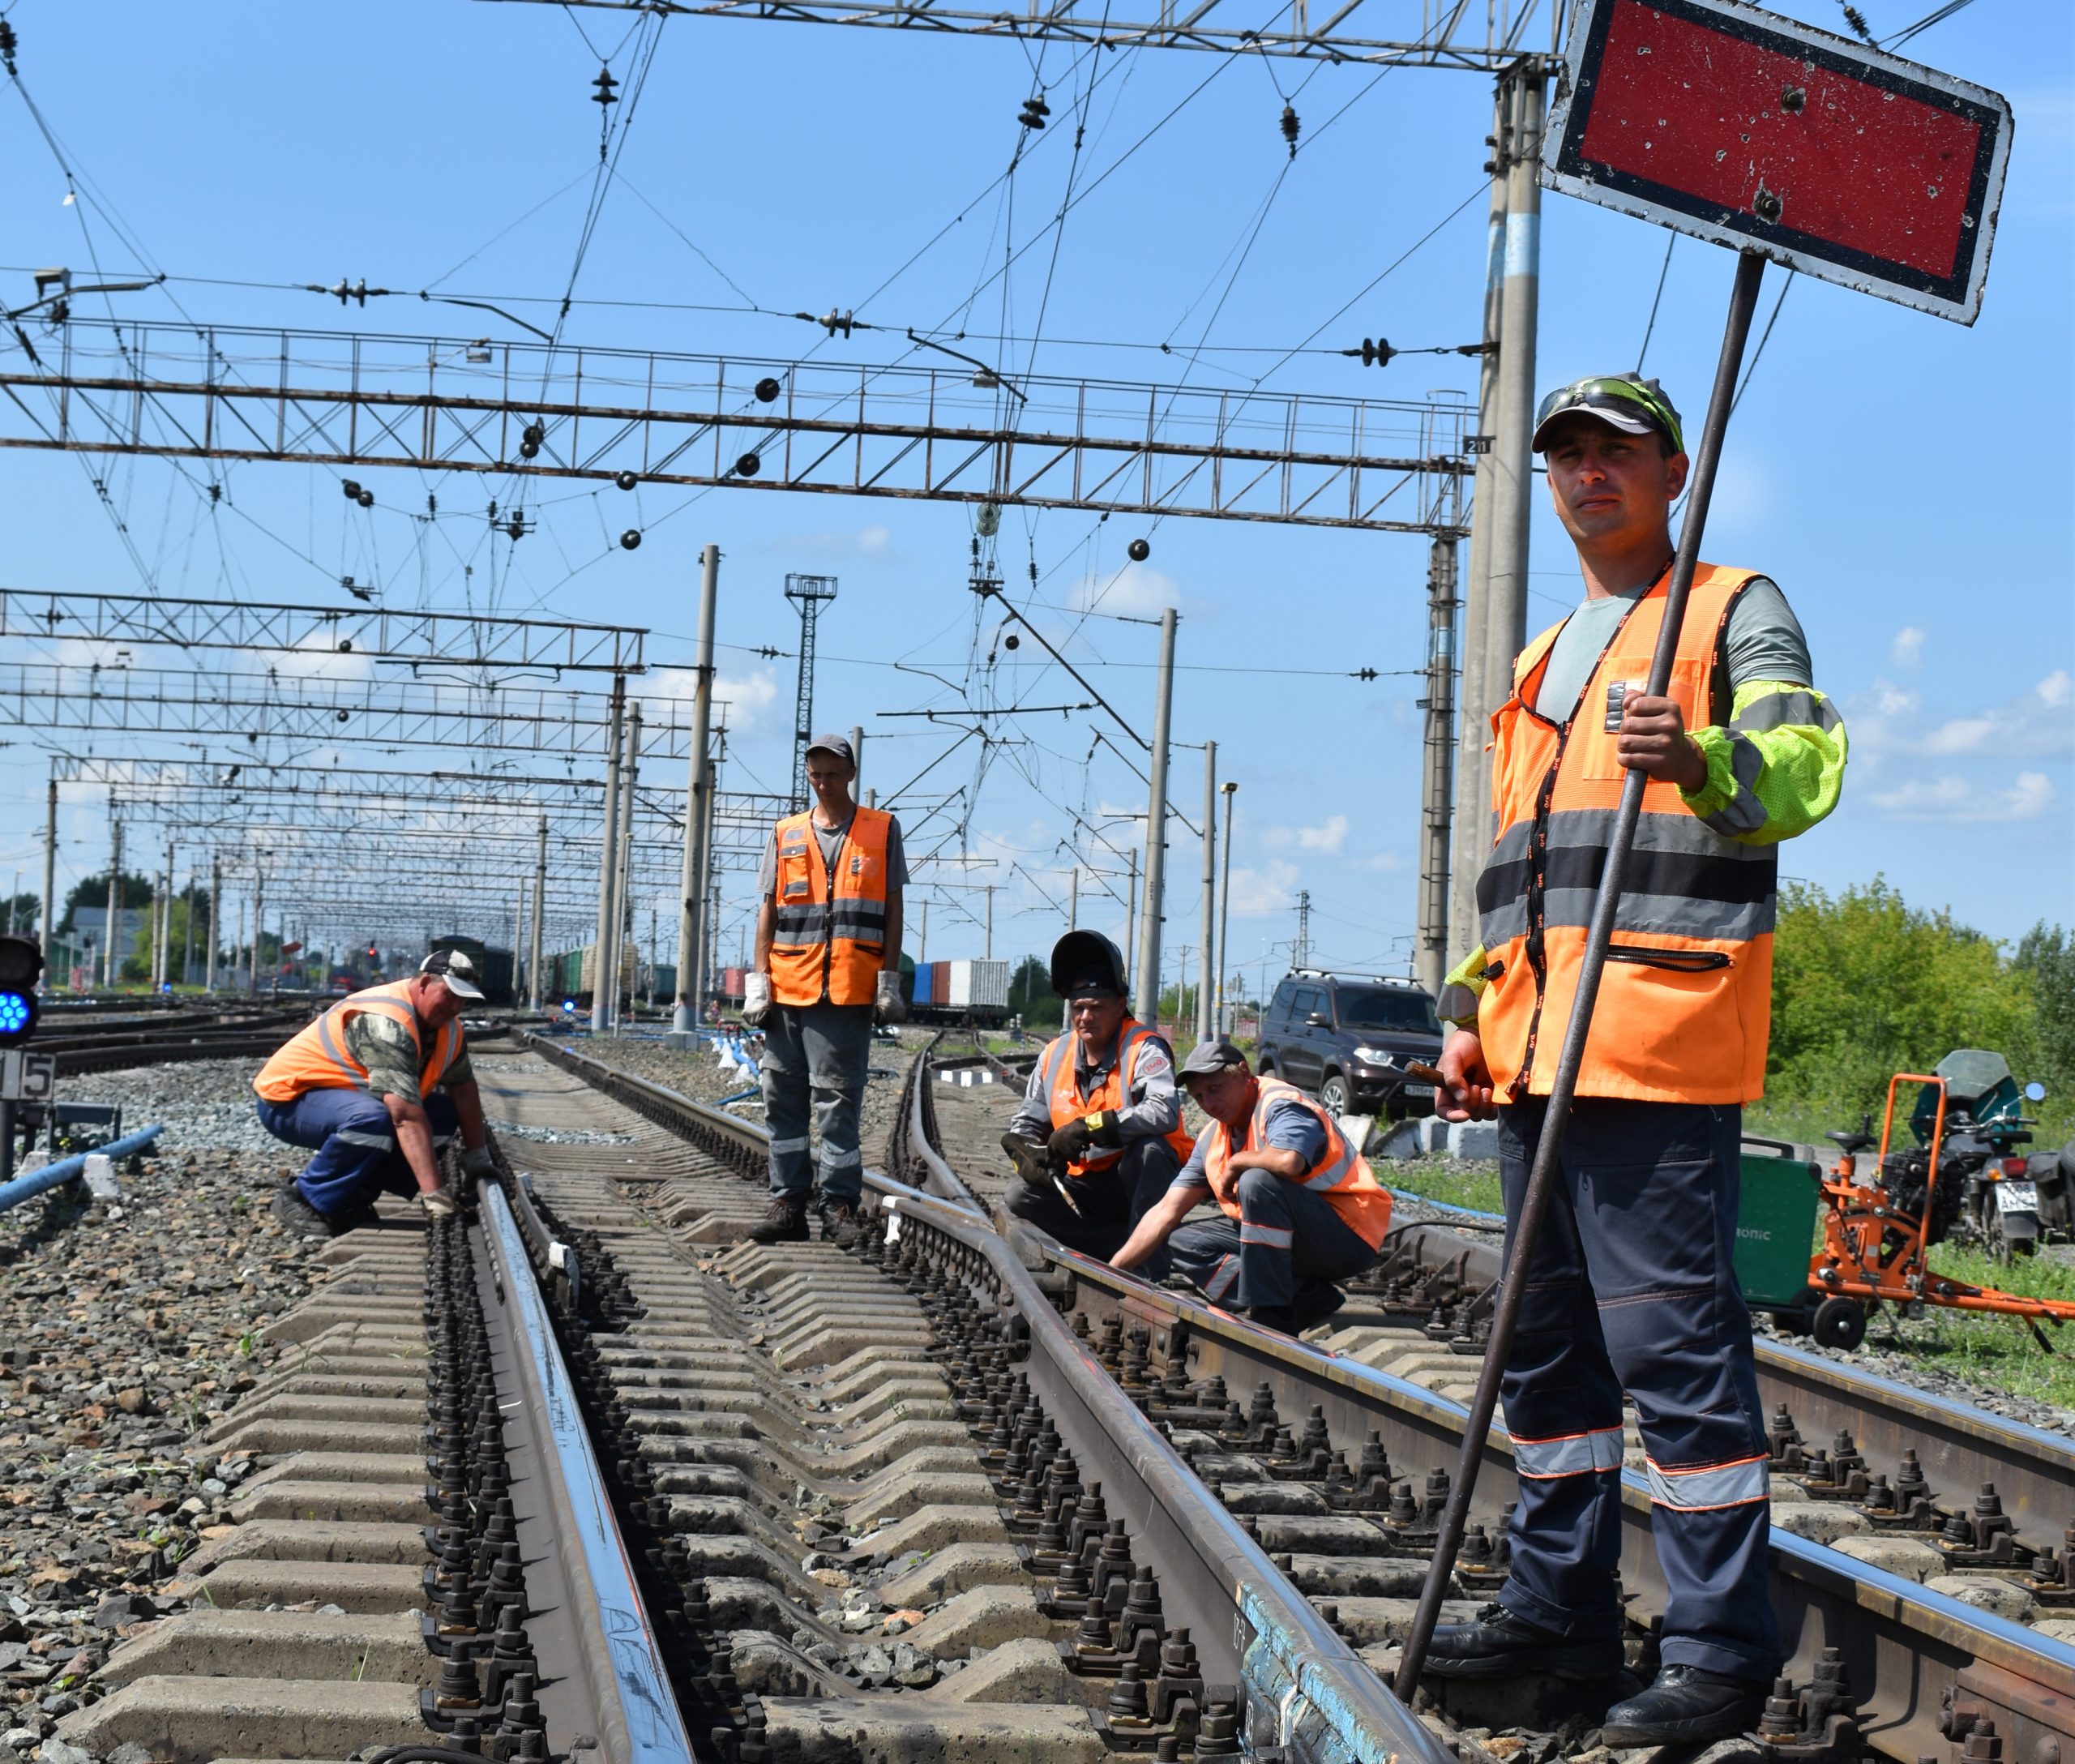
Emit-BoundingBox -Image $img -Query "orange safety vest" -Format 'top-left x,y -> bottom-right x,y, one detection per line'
252,979 -> 466,1104
768,806 -> 893,1008
1475,564 -> 1777,1104
1037,1020 -> 1196,1180
1201,1076 -> 1393,1250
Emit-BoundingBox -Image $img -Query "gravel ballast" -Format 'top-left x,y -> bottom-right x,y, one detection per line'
0,1055 -> 337,1758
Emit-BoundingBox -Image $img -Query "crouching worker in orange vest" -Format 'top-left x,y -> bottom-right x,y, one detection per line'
999,931 -> 1194,1265
252,949 -> 495,1238
1423,374 -> 1846,1748
1110,1038 -> 1392,1336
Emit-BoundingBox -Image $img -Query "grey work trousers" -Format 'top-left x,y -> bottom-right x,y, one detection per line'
759,1000 -> 873,1205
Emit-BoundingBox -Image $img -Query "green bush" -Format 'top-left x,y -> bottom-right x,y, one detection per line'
1763,879 -> 2071,1145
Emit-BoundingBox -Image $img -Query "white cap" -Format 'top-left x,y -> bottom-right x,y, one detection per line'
419,948 -> 486,1000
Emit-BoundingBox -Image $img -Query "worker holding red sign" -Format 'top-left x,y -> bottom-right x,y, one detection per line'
1427,370 -> 1846,1745
1388,0 -> 2010,1740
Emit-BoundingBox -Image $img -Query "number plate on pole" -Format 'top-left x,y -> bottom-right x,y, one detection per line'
1543,0 -> 2012,323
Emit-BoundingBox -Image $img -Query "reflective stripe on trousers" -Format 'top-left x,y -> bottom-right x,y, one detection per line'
1510,1426 -> 1624,1479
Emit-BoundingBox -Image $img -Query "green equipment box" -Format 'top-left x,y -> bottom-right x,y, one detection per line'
1735,1137 -> 1821,1314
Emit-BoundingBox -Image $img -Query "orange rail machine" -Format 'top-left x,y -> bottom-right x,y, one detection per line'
1808,1073 -> 2075,1351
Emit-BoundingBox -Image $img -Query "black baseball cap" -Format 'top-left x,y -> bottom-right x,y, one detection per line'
1177,1038 -> 1249,1083
805,733 -> 855,764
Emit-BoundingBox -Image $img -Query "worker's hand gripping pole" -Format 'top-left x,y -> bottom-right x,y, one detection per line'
1393,250 -> 1769,1702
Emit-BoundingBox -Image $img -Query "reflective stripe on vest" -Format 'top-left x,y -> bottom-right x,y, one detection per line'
768,806 -> 892,1008
1200,1077 -> 1393,1250
252,981 -> 463,1104
1038,1021 -> 1195,1178
1473,563 -> 1778,1105
1511,1425 -> 1624,1479
1643,1453 -> 1770,1510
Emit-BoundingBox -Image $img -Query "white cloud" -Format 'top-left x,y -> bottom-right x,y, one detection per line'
771,524 -> 897,559
1869,771 -> 2056,824
1262,814 -> 1347,855
711,667 -> 781,732
1352,850 -> 1405,872
1890,627 -> 1925,669
1849,673 -> 2072,763
1225,859 -> 1298,916
1069,563 -> 1180,619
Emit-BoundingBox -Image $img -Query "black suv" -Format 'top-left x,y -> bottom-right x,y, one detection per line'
1256,970 -> 1444,1118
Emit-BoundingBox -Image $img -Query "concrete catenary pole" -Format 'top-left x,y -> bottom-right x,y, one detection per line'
849,724 -> 864,798
1217,780 -> 1238,1037
1417,535 -> 1461,995
674,544 -> 721,1034
1063,867 -> 1077,1033
1133,608 -> 1177,1025
206,854 -> 220,991
529,816 -> 547,1010
1455,68 -> 1545,962
1450,79 -> 1521,965
591,674 -> 626,1032
39,768 -> 56,968
250,862 -> 264,995
1197,742 -> 1217,1043
609,702 -> 643,1030
103,811 -> 122,989
984,885 -> 995,961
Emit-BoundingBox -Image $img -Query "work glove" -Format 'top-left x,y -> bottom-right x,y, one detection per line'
874,969 -> 908,1026
742,971 -> 772,1029
460,1145 -> 496,1182
418,1188 -> 459,1222
1000,1131 -> 1055,1189
1047,1110 -> 1122,1166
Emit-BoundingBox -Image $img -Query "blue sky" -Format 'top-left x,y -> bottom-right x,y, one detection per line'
0,0 -> 2066,983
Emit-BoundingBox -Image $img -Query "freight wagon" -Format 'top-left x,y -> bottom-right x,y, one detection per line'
905,957 -> 1011,1027
542,942 -> 640,1010
426,936 -> 516,1007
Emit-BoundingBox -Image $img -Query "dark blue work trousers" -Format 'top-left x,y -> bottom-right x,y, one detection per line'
1494,1095 -> 1778,1681
1168,1168 -> 1379,1311
256,1089 -> 458,1219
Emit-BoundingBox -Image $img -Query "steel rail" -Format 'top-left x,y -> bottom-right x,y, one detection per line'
518,1031 -> 1452,1764
1388,1220 -> 2075,1565
477,1181 -> 698,1763
1050,1251 -> 2075,1764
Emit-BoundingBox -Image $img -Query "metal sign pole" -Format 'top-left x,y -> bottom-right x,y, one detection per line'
1396,247 -> 1767,1698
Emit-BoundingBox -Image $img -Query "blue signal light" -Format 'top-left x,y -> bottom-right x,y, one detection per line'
563,1000 -> 576,1013
0,991 -> 30,1037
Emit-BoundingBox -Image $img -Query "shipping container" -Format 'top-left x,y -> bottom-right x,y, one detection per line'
721,966 -> 747,1001
946,959 -> 1009,1009
541,942 -> 637,1008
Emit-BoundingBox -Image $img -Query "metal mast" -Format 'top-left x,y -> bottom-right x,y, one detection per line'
784,574 -> 839,811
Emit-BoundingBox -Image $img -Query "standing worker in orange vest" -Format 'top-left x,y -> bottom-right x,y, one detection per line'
253,949 -> 497,1236
1425,375 -> 1847,1745
743,733 -> 907,1244
1110,1038 -> 1393,1334
999,931 -> 1194,1262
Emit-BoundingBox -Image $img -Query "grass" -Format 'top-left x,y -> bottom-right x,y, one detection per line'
1378,1159 -> 1504,1218
1861,1240 -> 2075,1413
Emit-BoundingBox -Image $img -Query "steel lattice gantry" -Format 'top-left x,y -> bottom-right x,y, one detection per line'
480,0 -> 1551,72
0,322 -> 1470,534
0,662 -> 696,758
0,588 -> 644,672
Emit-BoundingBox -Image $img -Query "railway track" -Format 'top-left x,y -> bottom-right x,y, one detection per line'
30,1004 -> 310,1076
53,1035 -> 2075,1763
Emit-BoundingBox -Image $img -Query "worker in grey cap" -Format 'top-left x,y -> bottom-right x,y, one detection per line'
999,930 -> 1194,1263
1111,1038 -> 1392,1334
743,732 -> 908,1245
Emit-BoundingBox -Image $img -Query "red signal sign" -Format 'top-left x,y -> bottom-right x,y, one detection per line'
1544,0 -> 2012,324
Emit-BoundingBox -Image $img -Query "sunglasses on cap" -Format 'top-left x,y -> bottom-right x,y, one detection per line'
1533,375 -> 1684,456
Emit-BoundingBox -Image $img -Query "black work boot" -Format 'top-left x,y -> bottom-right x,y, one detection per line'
271,1185 -> 340,1241
747,1197 -> 810,1244
1246,1304 -> 1298,1335
1421,1602 -> 1624,1681
1291,1283 -> 1347,1332
819,1198 -> 866,1248
1598,1665 -> 1769,1747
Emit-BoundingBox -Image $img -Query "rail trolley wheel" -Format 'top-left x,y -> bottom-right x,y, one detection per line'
1812,1295 -> 1868,1351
